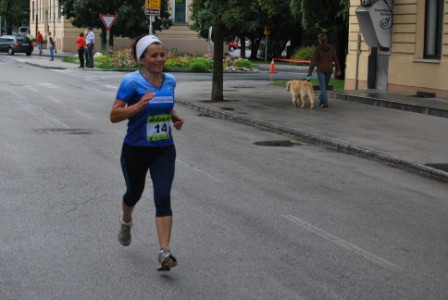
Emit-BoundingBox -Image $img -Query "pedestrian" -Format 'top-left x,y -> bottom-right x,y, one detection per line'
307,33 -> 341,108
109,34 -> 185,272
85,26 -> 95,68
48,32 -> 56,61
36,31 -> 43,55
76,32 -> 86,68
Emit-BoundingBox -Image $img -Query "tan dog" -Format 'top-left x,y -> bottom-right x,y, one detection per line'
285,80 -> 316,109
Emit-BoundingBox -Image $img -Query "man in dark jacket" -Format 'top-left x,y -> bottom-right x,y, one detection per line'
307,33 -> 341,108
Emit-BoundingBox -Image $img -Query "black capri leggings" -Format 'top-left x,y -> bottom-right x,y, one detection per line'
120,143 -> 176,217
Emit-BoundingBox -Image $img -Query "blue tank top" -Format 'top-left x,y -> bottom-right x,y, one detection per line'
116,71 -> 176,147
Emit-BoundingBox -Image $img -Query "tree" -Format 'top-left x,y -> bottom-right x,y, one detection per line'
0,0 -> 29,34
58,0 -> 172,50
190,0 -> 246,102
190,0 -> 302,101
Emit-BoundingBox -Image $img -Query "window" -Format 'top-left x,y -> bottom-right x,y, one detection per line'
174,0 -> 187,23
32,2 -> 35,22
40,0 -> 43,22
424,0 -> 444,58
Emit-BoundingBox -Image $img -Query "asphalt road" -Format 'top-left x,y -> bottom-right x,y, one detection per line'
1,56 -> 448,299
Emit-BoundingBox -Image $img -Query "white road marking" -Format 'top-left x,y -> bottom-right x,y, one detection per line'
73,109 -> 94,120
26,86 -> 39,93
37,82 -> 60,89
177,159 -> 222,182
48,96 -> 62,103
103,84 -> 118,90
283,214 -> 402,271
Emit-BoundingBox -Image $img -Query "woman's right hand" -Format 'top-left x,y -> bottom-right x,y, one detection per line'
138,89 -> 155,109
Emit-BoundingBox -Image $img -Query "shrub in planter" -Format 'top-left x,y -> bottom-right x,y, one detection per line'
188,56 -> 212,70
188,62 -> 209,72
165,55 -> 190,69
234,59 -> 253,69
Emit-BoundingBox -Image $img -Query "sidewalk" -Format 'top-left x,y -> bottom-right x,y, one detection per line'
22,52 -> 448,182
24,48 -> 90,70
174,81 -> 448,182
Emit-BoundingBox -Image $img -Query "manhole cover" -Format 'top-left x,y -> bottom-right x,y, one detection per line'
254,140 -> 302,147
34,128 -> 94,134
425,163 -> 448,173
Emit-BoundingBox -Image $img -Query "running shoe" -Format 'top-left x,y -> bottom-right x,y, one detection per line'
157,248 -> 177,271
118,216 -> 132,246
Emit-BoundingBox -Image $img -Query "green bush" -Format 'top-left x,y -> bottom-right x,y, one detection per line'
234,59 -> 253,69
188,62 -> 209,72
188,56 -> 212,70
292,46 -> 314,61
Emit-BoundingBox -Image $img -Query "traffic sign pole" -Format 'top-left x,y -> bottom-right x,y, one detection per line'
106,30 -> 110,53
149,16 -> 154,35
100,14 -> 118,53
145,0 -> 160,35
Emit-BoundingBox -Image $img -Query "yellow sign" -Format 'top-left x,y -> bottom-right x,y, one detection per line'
264,25 -> 270,36
145,0 -> 161,15
146,0 -> 161,9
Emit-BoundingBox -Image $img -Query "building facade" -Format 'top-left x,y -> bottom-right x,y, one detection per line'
346,0 -> 448,98
29,0 -> 95,52
157,0 -> 209,55
28,0 -> 208,54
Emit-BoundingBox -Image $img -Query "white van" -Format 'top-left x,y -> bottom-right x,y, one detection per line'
18,27 -> 30,37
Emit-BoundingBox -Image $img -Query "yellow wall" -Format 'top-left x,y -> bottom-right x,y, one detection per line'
346,0 -> 448,98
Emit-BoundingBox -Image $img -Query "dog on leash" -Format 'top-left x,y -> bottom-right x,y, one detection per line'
285,80 -> 316,109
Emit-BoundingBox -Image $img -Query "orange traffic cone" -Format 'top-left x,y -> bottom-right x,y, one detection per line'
269,59 -> 275,73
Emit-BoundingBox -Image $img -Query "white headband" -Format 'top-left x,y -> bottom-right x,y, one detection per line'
136,35 -> 163,60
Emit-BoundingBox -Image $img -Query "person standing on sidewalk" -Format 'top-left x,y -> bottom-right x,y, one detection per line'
85,26 -> 95,68
36,31 -> 43,55
76,32 -> 86,68
109,34 -> 185,272
48,32 -> 56,61
307,33 -> 341,108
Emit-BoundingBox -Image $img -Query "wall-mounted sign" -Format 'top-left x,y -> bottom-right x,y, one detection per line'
356,0 -> 393,48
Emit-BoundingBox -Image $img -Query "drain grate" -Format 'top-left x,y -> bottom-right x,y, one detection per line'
425,163 -> 448,173
34,128 -> 94,134
254,140 -> 302,147
221,107 -> 235,111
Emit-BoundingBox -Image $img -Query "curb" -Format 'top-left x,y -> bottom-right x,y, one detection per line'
330,91 -> 448,119
25,62 -> 67,70
176,99 -> 448,182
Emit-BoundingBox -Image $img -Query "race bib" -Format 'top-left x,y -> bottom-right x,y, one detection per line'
146,114 -> 171,141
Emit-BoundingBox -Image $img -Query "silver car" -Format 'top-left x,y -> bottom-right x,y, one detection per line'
0,35 -> 34,56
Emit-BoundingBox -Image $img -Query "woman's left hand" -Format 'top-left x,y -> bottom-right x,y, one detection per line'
171,110 -> 184,130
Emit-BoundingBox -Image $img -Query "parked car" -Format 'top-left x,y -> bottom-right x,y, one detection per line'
228,38 -> 252,52
0,35 -> 34,56
228,40 -> 238,52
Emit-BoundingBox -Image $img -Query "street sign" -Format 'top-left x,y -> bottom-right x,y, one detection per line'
145,0 -> 161,16
100,14 -> 118,31
264,25 -> 270,36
